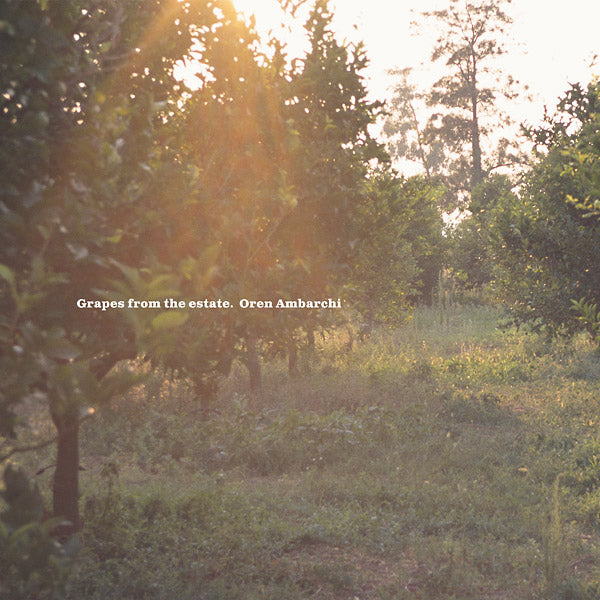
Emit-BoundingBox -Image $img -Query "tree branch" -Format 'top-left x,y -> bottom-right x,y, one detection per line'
0,412 -> 95,464
0,434 -> 58,464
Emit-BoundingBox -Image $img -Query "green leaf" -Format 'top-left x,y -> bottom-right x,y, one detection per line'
0,263 -> 16,292
99,369 -> 146,403
151,311 -> 189,331
104,232 -> 123,244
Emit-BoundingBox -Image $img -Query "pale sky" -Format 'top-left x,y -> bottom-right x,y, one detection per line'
232,0 -> 600,131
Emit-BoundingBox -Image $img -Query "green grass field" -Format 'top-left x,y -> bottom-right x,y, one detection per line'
12,304 -> 600,599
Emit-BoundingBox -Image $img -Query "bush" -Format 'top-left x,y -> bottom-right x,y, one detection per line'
0,465 -> 76,599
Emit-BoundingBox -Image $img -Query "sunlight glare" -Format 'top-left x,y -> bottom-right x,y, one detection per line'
232,0 -> 309,59
174,0 -> 308,90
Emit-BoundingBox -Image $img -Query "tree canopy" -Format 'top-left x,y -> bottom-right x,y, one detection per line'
1,0 -> 440,539
489,81 -> 600,335
384,0 -> 526,208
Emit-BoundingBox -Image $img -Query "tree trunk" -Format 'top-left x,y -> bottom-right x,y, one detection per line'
471,97 -> 483,188
306,327 -> 315,351
245,333 -> 262,392
51,410 -> 80,535
345,325 -> 354,353
47,346 -> 136,537
470,59 -> 483,188
288,340 -> 299,378
410,99 -> 431,178
359,308 -> 374,342
49,347 -> 136,536
197,381 -> 212,422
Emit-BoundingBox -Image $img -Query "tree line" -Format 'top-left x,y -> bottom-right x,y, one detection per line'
385,0 -> 600,339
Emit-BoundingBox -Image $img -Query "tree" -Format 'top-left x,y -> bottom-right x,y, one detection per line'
383,67 -> 445,180
450,174 -> 515,291
0,0 -> 215,532
0,0 -> 134,531
385,0 -> 525,208
347,172 -> 419,332
489,81 -> 600,334
160,2 -> 306,394
275,0 -> 389,346
0,464 -> 76,598
0,0 -> 448,542
348,172 -> 445,331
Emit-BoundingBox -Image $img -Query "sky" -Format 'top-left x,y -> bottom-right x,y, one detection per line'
231,0 -> 600,132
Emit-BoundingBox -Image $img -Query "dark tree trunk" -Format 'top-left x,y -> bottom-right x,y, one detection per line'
245,333 -> 262,392
197,382 -> 212,421
190,370 -> 220,421
345,325 -> 354,353
48,346 -> 136,536
51,410 -> 80,535
306,327 -> 315,350
470,58 -> 483,188
409,100 -> 431,178
298,326 -> 315,374
471,97 -> 483,187
288,340 -> 299,378
199,394 -> 210,421
359,308 -> 374,342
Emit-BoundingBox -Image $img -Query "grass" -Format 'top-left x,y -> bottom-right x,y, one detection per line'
7,303 -> 600,598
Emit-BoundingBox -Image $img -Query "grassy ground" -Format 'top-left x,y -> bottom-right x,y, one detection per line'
11,304 -> 600,598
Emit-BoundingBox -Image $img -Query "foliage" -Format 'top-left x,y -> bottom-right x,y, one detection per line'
1,0 -> 449,548
345,175 -> 448,315
14,4 -> 600,600
570,298 -> 600,341
383,67 -> 445,179
277,0 -> 390,333
450,174 -> 517,290
274,1 -> 445,338
347,172 -> 420,328
1,465 -> 76,599
402,177 -> 448,303
0,0 -> 219,529
490,82 -> 600,334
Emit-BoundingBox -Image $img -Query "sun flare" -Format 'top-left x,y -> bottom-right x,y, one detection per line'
232,0 -> 309,57
174,0 -> 309,90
